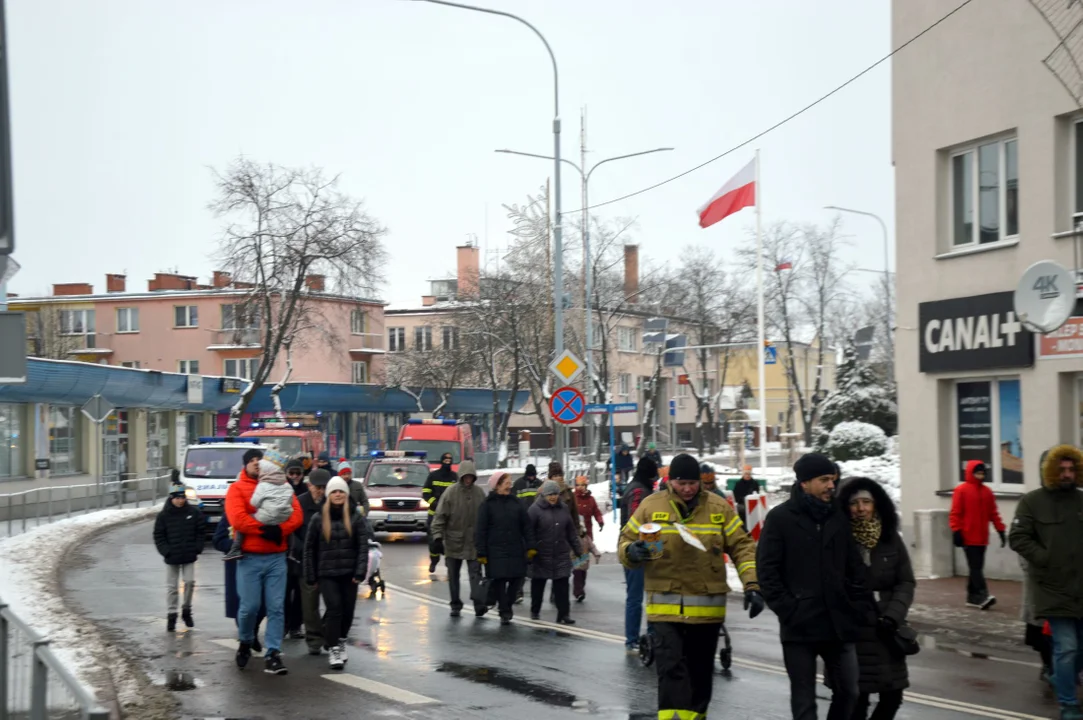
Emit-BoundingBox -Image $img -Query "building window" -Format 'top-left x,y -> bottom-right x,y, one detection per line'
592,323 -> 604,349
352,360 -> 369,384
951,137 -> 1018,248
221,304 -> 259,330
59,309 -> 95,336
442,326 -> 460,351
350,309 -> 367,335
224,358 -> 259,380
414,326 -> 433,352
115,307 -> 139,333
617,326 -> 638,352
954,378 -> 1022,486
0,404 -> 23,478
120,361 -> 141,369
49,406 -> 79,475
178,360 -> 200,374
388,327 -> 406,353
174,305 -> 198,328
618,373 -> 631,397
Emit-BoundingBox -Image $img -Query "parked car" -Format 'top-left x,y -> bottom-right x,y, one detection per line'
362,450 -> 430,534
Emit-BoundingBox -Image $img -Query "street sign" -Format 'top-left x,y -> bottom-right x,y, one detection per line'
765,345 -> 777,364
677,374 -> 689,385
586,402 -> 639,415
187,375 -> 204,404
669,399 -> 676,417
548,349 -> 584,384
81,394 -> 114,425
549,386 -> 586,425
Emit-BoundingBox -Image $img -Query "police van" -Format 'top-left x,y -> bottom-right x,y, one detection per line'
182,437 -> 268,529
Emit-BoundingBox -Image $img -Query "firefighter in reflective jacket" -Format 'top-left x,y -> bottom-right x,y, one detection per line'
423,453 -> 457,573
619,453 -> 764,720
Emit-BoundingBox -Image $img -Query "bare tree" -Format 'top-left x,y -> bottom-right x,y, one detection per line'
211,158 -> 387,432
25,308 -> 84,359
385,321 -> 477,418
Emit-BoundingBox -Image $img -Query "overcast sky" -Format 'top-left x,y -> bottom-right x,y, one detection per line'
6,0 -> 894,307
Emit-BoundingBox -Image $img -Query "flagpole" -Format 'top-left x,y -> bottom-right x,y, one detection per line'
755,149 -> 768,474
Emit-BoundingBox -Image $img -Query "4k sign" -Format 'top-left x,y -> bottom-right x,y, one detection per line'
1034,274 -> 1062,300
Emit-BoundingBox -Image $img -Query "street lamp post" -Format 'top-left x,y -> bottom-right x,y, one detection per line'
412,0 -> 567,464
824,205 -> 893,375
496,145 -> 672,475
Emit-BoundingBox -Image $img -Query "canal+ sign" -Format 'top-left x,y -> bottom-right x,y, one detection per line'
918,291 -> 1034,373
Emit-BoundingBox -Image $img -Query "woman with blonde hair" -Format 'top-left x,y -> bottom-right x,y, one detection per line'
303,477 -> 371,670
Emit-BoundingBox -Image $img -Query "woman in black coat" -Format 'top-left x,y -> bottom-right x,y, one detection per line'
304,478 -> 371,671
476,471 -> 536,625
837,476 -> 916,720
527,480 -> 582,625
212,516 -> 265,650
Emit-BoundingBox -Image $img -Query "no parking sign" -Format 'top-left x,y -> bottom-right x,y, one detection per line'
549,386 -> 585,425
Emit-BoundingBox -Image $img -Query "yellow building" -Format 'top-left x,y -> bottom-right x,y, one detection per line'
718,339 -> 837,440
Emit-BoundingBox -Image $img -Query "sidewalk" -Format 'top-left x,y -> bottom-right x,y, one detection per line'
908,576 -> 1031,658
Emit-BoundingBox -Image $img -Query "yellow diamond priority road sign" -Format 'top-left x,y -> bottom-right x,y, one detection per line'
549,349 -> 584,384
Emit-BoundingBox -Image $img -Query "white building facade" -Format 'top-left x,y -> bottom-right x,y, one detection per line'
895,0 -> 1083,579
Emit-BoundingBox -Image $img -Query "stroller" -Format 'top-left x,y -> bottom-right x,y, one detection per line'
365,539 -> 386,598
638,624 -> 733,672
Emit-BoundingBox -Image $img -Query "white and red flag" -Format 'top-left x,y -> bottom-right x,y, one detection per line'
697,158 -> 756,229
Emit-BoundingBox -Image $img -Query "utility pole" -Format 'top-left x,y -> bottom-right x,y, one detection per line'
580,108 -> 595,477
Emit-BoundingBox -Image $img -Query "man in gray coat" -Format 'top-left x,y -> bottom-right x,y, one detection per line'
430,460 -> 488,617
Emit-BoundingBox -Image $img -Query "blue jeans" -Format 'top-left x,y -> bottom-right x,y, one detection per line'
624,566 -> 645,646
1048,617 -> 1083,705
237,552 -> 287,653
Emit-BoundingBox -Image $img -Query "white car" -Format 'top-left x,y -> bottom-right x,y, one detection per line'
181,437 -> 268,531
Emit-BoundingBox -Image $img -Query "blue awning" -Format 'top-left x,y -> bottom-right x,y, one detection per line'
0,359 -> 530,415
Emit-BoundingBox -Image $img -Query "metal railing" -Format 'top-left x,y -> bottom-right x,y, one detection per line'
0,470 -> 171,538
0,599 -> 109,720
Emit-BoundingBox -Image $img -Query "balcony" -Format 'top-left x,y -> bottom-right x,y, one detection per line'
1052,212 -> 1083,290
62,333 -> 112,357
207,328 -> 262,350
348,332 -> 385,354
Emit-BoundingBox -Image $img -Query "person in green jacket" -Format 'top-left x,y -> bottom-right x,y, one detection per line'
1009,444 -> 1083,720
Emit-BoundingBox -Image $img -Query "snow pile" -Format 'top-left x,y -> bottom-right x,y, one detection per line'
0,506 -> 160,712
825,421 -> 889,462
838,451 -> 901,503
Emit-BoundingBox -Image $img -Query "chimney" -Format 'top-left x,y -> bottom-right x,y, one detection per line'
305,274 -> 325,292
105,274 -> 126,293
624,244 -> 639,303
6,293 -> 17,299
422,295 -> 436,307
456,245 -> 480,298
213,271 -> 232,288
53,282 -> 93,296
148,272 -> 198,291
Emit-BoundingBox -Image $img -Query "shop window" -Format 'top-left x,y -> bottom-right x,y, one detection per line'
0,404 -> 24,477
955,378 -> 1023,486
49,406 -> 79,475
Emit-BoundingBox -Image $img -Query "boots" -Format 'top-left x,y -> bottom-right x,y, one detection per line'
181,607 -> 194,628
166,613 -> 177,633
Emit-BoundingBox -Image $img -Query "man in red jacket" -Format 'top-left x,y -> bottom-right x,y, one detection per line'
950,460 -> 1006,610
225,449 -> 304,674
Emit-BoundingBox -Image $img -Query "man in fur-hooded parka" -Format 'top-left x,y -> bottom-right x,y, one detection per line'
1009,445 -> 1083,619
836,477 -> 915,695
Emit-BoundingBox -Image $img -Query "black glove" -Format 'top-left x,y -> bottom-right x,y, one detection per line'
952,531 -> 964,548
998,530 -> 1007,548
876,615 -> 898,640
431,537 -> 445,556
744,589 -> 765,619
626,540 -> 653,563
258,525 -> 283,545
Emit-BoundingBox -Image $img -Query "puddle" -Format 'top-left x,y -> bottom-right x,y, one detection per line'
436,661 -> 594,710
156,671 -> 203,691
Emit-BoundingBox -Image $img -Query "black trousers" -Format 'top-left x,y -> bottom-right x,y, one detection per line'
318,575 -> 358,648
853,689 -> 903,720
530,577 -> 570,620
653,622 -> 721,718
489,577 -> 520,619
284,574 -> 303,633
963,545 -> 988,601
782,641 -> 859,720
446,557 -> 485,613
426,515 -> 439,561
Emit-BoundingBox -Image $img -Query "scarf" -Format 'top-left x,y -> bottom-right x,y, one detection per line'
851,516 -> 882,550
800,490 -> 834,523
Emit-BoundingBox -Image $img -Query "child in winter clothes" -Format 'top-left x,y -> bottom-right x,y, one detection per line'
571,527 -> 602,603
154,481 -> 207,631
224,450 -> 295,561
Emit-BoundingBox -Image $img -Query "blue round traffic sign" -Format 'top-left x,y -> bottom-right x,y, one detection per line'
549,386 -> 586,425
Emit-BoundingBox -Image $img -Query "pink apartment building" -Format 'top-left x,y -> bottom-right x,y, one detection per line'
10,271 -> 387,384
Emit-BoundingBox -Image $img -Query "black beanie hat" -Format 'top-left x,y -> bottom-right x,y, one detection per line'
242,448 -> 264,465
794,453 -> 838,484
669,453 -> 701,481
525,464 -> 537,478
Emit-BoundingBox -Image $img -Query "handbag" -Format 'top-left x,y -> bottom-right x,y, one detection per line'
470,571 -> 491,605
892,623 -> 921,657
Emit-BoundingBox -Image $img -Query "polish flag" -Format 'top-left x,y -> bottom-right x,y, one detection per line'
775,260 -> 792,271
697,158 -> 756,229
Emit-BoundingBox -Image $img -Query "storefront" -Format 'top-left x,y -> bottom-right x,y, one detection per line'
0,403 -> 24,478
48,405 -> 81,475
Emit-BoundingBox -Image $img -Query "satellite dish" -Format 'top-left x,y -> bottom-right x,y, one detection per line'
1014,260 -> 1077,333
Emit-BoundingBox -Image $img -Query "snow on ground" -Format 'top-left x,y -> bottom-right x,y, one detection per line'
0,505 -> 160,711
838,452 -> 901,503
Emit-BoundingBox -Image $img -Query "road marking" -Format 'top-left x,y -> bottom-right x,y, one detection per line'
210,638 -> 265,657
382,581 -> 1049,720
322,673 -> 439,705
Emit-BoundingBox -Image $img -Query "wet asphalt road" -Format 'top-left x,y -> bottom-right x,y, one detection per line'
62,522 -> 1059,719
